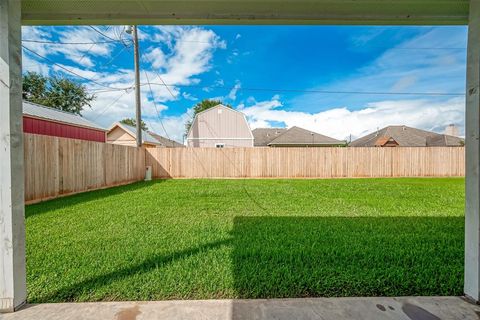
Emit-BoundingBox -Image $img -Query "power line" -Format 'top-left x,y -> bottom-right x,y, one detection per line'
143,70 -> 174,146
22,39 -> 119,45
96,89 -> 132,116
22,45 -> 127,91
353,45 -> 467,51
89,45 -> 129,82
23,38 -> 465,50
140,51 -> 177,100
89,82 -> 465,97
77,26 -> 114,65
89,26 -> 119,43
389,47 -> 466,50
153,71 -> 177,100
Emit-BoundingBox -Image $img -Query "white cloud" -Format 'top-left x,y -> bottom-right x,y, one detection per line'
22,53 -> 49,75
22,26 -> 117,68
23,25 -> 226,144
228,81 -> 241,100
391,75 -> 417,92
137,26 -> 227,102
241,96 -> 465,141
146,110 -> 193,143
159,27 -> 225,86
143,47 -> 166,70
182,92 -> 198,101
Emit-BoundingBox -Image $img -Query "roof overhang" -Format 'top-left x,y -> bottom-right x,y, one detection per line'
21,0 -> 469,26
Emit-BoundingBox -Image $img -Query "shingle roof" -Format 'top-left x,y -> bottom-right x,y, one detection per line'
148,132 -> 184,148
252,128 -> 288,146
426,134 -> 464,147
267,126 -> 345,146
350,125 -> 464,147
111,122 -> 162,146
23,101 -> 106,131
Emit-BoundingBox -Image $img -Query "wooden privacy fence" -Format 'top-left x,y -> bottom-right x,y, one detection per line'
24,133 -> 145,203
24,133 -> 465,203
146,147 -> 465,179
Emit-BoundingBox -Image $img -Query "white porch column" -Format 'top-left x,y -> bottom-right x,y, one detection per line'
465,0 -> 480,302
0,0 -> 27,312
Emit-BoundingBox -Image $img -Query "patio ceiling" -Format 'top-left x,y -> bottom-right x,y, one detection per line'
21,0 -> 469,26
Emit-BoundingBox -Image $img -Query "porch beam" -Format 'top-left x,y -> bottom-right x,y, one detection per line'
21,0 -> 469,26
0,0 -> 27,313
465,0 -> 480,303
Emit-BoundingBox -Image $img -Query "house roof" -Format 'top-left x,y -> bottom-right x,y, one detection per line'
426,134 -> 464,147
109,122 -> 162,146
267,126 -> 345,146
350,125 -> 464,147
148,132 -> 184,148
252,128 -> 288,146
23,101 -> 106,131
374,137 -> 399,147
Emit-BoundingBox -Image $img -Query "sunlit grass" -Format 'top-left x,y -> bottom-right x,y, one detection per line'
26,178 -> 464,302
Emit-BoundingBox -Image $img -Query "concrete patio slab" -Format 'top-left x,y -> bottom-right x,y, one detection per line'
1,296 -> 479,320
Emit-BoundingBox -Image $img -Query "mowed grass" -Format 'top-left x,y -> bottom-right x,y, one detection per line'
26,178 -> 464,302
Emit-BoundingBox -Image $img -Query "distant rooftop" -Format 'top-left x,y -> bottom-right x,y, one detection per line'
268,126 -> 345,146
149,132 -> 184,148
252,128 -> 288,146
253,126 -> 345,147
350,125 -> 464,147
23,101 -> 106,131
111,122 -> 163,146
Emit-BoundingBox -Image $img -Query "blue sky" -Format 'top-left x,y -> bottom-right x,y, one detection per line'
22,25 -> 467,143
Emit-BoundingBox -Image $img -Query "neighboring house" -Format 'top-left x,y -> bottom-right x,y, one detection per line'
107,122 -> 180,148
23,101 -> 106,142
253,126 -> 346,147
149,132 -> 185,148
252,128 -> 288,146
186,104 -> 254,148
349,125 -> 464,147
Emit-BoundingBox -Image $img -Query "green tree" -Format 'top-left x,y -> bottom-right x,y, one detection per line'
22,72 -> 95,115
120,118 -> 148,131
185,99 -> 231,135
22,72 -> 48,104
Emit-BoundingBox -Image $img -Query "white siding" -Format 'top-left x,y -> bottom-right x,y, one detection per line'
187,105 -> 253,148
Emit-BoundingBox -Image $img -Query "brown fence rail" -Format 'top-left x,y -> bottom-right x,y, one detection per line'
24,133 -> 145,204
146,147 -> 465,179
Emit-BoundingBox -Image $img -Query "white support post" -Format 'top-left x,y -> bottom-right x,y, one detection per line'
465,0 -> 480,302
0,0 -> 27,312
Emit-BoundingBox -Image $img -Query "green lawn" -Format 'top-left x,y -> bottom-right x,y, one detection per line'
26,178 -> 464,302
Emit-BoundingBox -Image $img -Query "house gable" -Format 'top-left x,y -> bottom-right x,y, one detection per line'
186,105 -> 254,146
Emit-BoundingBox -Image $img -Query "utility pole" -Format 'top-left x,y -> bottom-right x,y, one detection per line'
132,25 -> 142,147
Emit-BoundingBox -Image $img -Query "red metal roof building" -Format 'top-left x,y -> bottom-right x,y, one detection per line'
23,101 -> 107,143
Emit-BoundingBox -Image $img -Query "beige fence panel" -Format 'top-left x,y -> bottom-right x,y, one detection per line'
25,137 -> 465,203
146,147 -> 465,179
24,133 -> 145,204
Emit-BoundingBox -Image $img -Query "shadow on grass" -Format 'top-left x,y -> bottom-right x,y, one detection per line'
26,180 -> 167,218
34,216 -> 464,302
232,216 -> 464,298
36,238 -> 231,302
